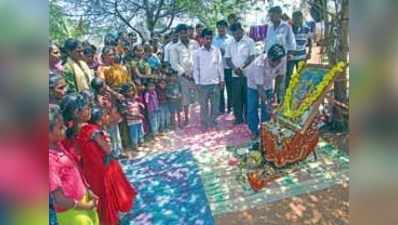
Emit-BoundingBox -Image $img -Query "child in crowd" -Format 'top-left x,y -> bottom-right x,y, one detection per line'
127,44 -> 152,86
144,43 -> 161,74
91,78 -> 126,159
158,63 -> 170,80
135,84 -> 150,139
157,79 -> 170,133
166,71 -> 183,129
119,83 -> 145,152
80,90 -> 96,107
145,82 -> 160,137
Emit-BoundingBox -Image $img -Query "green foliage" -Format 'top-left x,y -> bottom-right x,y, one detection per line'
49,0 -> 88,44
184,0 -> 251,29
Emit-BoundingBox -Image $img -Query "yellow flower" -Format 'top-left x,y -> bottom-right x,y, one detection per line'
281,62 -> 347,120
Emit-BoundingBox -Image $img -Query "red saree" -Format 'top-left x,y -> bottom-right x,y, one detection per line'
77,123 -> 136,225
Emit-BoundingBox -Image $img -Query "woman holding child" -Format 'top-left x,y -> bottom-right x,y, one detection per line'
77,106 -> 136,225
96,46 -> 135,154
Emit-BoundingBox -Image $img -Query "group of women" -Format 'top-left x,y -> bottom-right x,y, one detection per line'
49,34 -> 140,225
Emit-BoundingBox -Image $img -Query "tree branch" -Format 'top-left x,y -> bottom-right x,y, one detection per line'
152,0 -> 166,26
305,0 -> 338,18
114,1 -> 145,41
157,13 -> 176,34
127,0 -> 145,10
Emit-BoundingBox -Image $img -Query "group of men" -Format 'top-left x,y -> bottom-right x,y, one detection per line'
163,6 -> 312,138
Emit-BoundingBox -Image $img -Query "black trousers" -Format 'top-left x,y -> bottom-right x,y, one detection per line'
219,68 -> 233,113
231,76 -> 247,123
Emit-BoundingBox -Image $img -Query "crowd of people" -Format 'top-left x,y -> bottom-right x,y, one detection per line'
49,6 -> 313,225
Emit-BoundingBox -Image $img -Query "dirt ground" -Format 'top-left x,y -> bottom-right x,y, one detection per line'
215,131 -> 349,225
216,182 -> 349,225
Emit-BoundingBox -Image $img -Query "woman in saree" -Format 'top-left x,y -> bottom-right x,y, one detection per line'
97,46 -> 135,151
77,106 -> 136,225
59,93 -> 92,165
49,42 -> 64,76
49,73 -> 68,105
49,104 -> 99,225
97,46 -> 133,91
63,38 -> 94,92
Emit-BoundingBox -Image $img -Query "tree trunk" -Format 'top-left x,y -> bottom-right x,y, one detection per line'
146,8 -> 155,39
331,0 -> 349,131
147,19 -> 155,39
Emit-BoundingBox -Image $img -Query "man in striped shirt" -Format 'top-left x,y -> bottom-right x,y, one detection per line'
286,11 -> 313,90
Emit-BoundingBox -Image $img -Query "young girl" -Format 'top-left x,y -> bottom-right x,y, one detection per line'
49,104 -> 99,225
166,71 -> 183,129
91,77 -> 126,159
144,43 -> 161,74
135,84 -> 150,139
145,82 -> 160,137
126,44 -> 153,86
77,106 -> 136,225
119,84 -> 145,152
157,79 -> 170,133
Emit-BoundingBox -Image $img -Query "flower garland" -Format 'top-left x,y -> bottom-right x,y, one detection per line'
281,61 -> 347,120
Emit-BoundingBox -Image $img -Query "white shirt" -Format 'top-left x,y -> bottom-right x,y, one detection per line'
163,42 -> 176,63
244,53 -> 286,90
225,35 -> 256,77
212,34 -> 233,68
264,21 -> 296,54
193,46 -> 224,85
169,39 -> 200,77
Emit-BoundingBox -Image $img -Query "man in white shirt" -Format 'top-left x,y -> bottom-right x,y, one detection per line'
169,24 -> 200,126
244,44 -> 286,138
225,22 -> 256,125
193,28 -> 224,130
163,29 -> 178,63
213,20 -> 233,114
264,6 -> 296,103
